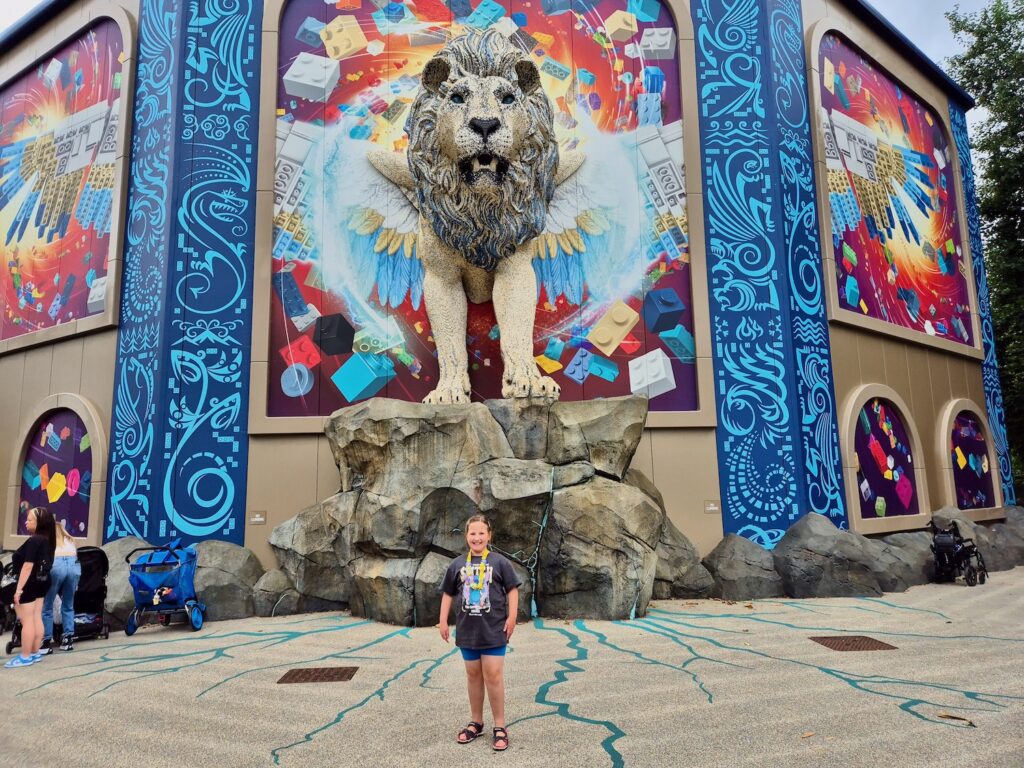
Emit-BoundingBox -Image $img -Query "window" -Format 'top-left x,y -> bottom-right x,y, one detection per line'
853,397 -> 919,519
19,409 -> 93,537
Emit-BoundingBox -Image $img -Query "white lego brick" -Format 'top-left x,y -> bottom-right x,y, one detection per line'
283,52 -> 340,103
87,275 -> 107,314
42,58 -> 63,89
638,27 -> 676,60
628,348 -> 676,399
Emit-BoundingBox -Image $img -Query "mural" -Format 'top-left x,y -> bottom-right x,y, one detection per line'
269,0 -> 696,416
0,20 -> 124,341
819,34 -> 973,348
19,409 -> 93,537
853,398 -> 918,519
951,411 -> 994,510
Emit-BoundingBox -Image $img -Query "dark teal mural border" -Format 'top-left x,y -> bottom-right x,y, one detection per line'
949,105 -> 1016,505
106,0 -> 262,544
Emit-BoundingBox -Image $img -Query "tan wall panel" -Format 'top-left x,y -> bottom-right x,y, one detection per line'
49,337 -> 85,395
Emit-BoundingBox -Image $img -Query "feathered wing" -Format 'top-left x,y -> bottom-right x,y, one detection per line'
315,126 -> 423,335
532,124 -> 650,309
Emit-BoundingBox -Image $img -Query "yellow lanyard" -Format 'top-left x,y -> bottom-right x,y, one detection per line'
465,548 -> 489,590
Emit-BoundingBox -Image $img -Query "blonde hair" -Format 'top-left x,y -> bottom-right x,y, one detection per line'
55,520 -> 76,548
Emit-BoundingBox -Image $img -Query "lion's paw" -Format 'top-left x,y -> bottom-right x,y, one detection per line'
502,374 -> 561,400
422,385 -> 470,405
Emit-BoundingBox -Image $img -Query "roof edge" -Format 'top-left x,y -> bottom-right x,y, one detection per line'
842,0 -> 975,108
0,0 -> 84,60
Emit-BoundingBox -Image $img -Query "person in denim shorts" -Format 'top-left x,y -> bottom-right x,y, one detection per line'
41,521 -> 81,653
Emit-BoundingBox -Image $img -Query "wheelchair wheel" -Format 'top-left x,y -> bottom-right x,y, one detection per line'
158,614 -> 171,627
978,571 -> 986,585
965,566 -> 977,587
4,641 -> 12,655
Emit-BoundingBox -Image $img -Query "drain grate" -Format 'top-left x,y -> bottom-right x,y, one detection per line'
277,667 -> 359,684
810,635 -> 897,652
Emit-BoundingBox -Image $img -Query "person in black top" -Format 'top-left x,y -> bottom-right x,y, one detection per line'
5,506 -> 56,668
439,514 -> 521,752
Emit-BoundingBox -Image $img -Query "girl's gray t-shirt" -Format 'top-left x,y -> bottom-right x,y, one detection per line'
440,551 -> 521,649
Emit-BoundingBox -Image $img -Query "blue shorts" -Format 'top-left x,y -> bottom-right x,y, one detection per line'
460,645 -> 507,662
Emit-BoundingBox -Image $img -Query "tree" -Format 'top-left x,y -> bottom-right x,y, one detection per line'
947,0 -> 1024,496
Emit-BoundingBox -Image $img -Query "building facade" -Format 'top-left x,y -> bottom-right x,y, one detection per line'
0,0 -> 1014,568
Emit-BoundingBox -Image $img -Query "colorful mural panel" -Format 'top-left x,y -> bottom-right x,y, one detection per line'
853,398 -> 918,519
19,409 -> 93,537
0,20 -> 124,341
269,0 -> 696,415
951,411 -> 995,510
818,34 -> 973,347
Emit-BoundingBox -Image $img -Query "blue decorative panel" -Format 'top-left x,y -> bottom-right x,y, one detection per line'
107,0 -> 262,544
767,0 -> 846,524
106,0 -> 183,542
949,105 -> 1016,505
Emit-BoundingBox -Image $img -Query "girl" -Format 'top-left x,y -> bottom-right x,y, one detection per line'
5,506 -> 56,668
41,519 -> 81,653
439,514 -> 520,752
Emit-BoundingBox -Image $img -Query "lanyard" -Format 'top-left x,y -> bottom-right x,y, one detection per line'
465,548 -> 489,589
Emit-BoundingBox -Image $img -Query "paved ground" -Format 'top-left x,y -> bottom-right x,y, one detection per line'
3,569 -> 1023,768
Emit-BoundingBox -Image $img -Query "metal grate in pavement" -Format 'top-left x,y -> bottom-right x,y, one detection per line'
277,667 -> 359,684
809,635 -> 897,652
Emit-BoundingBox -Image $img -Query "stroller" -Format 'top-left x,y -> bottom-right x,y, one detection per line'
929,520 -> 989,586
3,547 -> 111,655
124,539 -> 205,635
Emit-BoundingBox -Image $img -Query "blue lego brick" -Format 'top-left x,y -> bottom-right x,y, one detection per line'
627,0 -> 660,22
446,0 -> 473,18
541,0 -> 598,15
331,352 -> 396,401
642,66 -> 664,93
659,324 -> 695,361
588,92 -> 601,111
577,68 -> 596,87
22,460 -> 40,490
642,287 -> 685,333
383,2 -> 405,21
844,275 -> 860,308
465,0 -> 506,28
588,353 -> 619,382
565,347 -> 592,384
544,337 -> 566,361
635,92 -> 662,127
511,11 -> 527,26
296,16 -> 326,47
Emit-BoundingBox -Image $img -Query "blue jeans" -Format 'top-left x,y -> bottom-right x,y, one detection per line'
43,556 -> 81,641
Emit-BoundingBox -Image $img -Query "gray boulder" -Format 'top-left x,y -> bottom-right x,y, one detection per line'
931,507 -> 1010,571
553,461 -> 595,489
537,476 -> 661,619
485,398 -> 554,460
545,396 -> 647,478
349,555 -> 418,625
1004,506 -> 1024,528
253,569 -> 301,617
702,534 -> 784,600
772,514 -> 883,597
654,520 -> 714,599
194,540 -> 265,621
270,493 -> 356,603
880,531 -> 934,584
101,536 -> 150,627
414,552 -> 452,628
989,522 -> 1024,568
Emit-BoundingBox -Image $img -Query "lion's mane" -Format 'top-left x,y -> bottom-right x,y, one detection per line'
405,30 -> 558,272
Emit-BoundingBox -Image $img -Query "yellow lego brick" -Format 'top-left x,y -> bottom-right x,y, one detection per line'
955,446 -> 967,470
533,32 -> 554,48
586,300 -> 639,356
859,299 -> 868,314
320,15 -> 367,60
883,470 -> 893,481
535,354 -> 563,374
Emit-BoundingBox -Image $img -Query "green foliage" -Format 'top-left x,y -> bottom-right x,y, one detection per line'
946,0 -> 1024,496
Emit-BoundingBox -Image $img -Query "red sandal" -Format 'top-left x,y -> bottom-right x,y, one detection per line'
492,726 -> 509,751
457,721 -> 484,744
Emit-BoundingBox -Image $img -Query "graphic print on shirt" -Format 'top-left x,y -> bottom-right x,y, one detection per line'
460,562 -> 493,615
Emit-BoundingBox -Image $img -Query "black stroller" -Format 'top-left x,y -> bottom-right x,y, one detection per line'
4,546 -> 111,655
929,520 -> 989,586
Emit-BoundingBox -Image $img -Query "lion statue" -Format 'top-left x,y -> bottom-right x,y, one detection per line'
364,29 -> 584,403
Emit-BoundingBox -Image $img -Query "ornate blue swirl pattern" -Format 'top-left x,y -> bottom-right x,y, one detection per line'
949,105 -> 1016,504
767,0 -> 846,523
107,0 -> 261,544
107,0 -> 182,542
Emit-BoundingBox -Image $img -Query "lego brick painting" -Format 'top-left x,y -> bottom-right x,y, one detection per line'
19,409 -> 93,537
853,398 -> 919,519
269,0 -> 697,415
951,411 -> 995,510
0,20 -> 124,341
819,34 -> 973,347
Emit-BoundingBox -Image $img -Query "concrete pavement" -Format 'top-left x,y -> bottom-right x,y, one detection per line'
2,568 -> 1022,768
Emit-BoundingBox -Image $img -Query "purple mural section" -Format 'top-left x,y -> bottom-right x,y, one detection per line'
19,410 -> 92,537
853,398 -> 918,519
951,411 -> 995,510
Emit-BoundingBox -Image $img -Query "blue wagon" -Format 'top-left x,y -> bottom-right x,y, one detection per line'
124,539 -> 205,635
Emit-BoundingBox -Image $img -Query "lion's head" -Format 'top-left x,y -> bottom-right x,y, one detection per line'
405,29 -> 558,271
